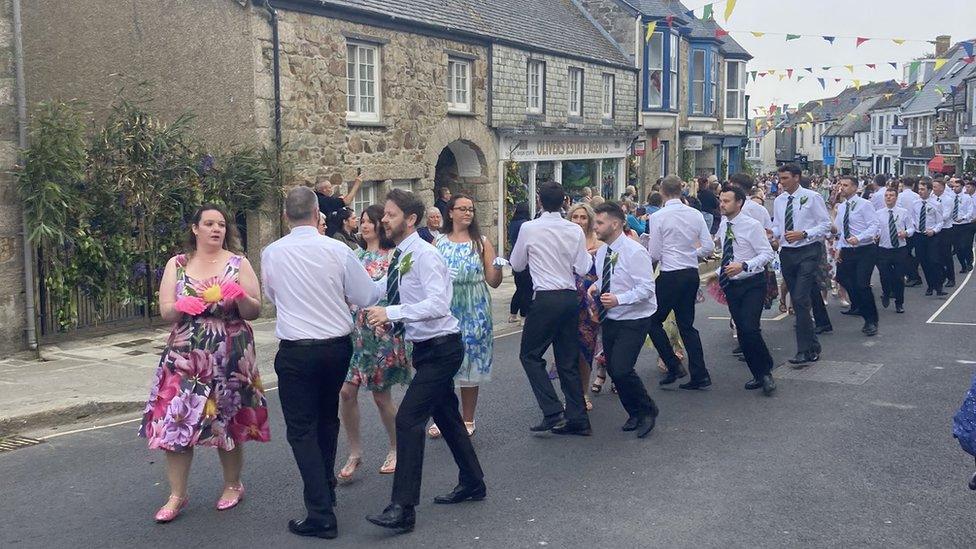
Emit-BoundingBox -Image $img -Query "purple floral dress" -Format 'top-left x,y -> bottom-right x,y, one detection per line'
139,254 -> 270,452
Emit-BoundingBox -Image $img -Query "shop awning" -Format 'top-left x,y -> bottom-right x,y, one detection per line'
928,155 -> 955,175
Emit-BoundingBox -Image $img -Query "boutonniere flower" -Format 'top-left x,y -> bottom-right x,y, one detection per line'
398,252 -> 415,277
848,200 -> 856,211
609,251 -> 620,267
799,196 -> 809,206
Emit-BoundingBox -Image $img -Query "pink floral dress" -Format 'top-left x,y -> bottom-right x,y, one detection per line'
139,254 -> 270,452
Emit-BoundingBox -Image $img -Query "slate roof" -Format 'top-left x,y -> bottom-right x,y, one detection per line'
782,80 -> 901,126
825,95 -> 882,137
305,0 -> 632,67
900,39 -> 976,115
688,17 -> 751,59
868,88 -> 914,112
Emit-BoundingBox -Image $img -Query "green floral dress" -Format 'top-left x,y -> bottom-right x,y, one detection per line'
436,237 -> 493,387
347,248 -> 411,392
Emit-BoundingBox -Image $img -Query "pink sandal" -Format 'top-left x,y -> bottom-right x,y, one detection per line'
216,483 -> 244,511
154,495 -> 189,523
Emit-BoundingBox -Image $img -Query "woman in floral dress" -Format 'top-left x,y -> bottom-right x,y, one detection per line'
337,205 -> 411,482
431,193 -> 502,437
568,203 -> 600,411
140,204 -> 269,523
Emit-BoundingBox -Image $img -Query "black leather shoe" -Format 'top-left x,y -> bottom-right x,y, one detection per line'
529,414 -> 563,432
806,351 -> 821,363
621,416 -> 640,431
840,307 -> 861,316
788,353 -> 810,365
744,378 -> 763,390
946,280 -> 956,288
433,482 -> 486,504
551,420 -> 592,436
937,290 -> 949,297
288,518 -> 338,539
815,325 -> 833,334
658,370 -> 687,386
635,415 -> 656,438
761,375 -> 776,396
969,472 -> 976,491
862,323 -> 878,336
679,377 -> 712,390
905,279 -> 922,287
895,304 -> 904,313
732,346 -> 743,356
881,295 -> 890,308
925,288 -> 934,296
366,504 -> 415,532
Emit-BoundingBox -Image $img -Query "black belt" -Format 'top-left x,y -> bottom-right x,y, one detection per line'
280,336 -> 349,348
413,333 -> 461,347
780,241 -> 821,252
535,289 -> 576,294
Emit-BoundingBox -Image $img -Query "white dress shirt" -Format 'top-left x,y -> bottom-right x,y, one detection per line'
772,187 -> 832,248
948,190 -> 974,225
645,199 -> 714,271
834,195 -> 879,248
261,226 -> 383,340
934,191 -> 956,229
869,190 -> 887,211
875,206 -> 914,249
897,189 -> 921,213
593,233 -> 657,321
383,231 -> 459,342
916,197 -> 944,235
716,214 -> 775,281
740,199 -> 774,231
510,211 -> 592,291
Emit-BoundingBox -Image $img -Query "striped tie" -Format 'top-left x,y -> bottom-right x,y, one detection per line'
888,210 -> 899,249
386,249 -> 404,336
785,196 -> 795,232
918,204 -> 926,233
953,194 -> 960,221
843,200 -> 852,239
719,223 -> 734,290
598,247 -> 612,323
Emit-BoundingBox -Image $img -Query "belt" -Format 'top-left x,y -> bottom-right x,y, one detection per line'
413,333 -> 461,347
280,336 -> 349,348
780,241 -> 821,252
534,289 -> 576,294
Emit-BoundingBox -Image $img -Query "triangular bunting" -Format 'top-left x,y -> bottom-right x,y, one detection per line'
751,31 -> 765,38
866,64 -> 876,69
797,75 -> 805,82
823,36 -> 835,44
916,83 -> 923,91
805,112 -> 814,121
888,62 -> 898,69
769,69 -> 777,75
934,58 -> 947,70
758,72 -> 767,77
786,34 -> 801,41
715,28 -> 729,38
817,100 -> 824,107
702,3 -> 713,20
805,67 -> 813,73
845,64 -> 855,73
787,68 -> 794,78
822,66 -> 831,70
892,39 -> 906,45
666,15 -> 674,28
779,74 -> 786,81
963,42 -> 974,57
964,56 -> 975,65
909,60 -> 920,72
645,21 -> 657,42
817,78 -> 826,89
853,79 -> 862,90
750,71 -> 757,81
834,78 -> 842,83
856,37 -> 870,47
724,0 -> 737,21
883,93 -> 893,100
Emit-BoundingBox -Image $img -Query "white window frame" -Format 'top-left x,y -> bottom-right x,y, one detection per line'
873,115 -> 882,145
691,50 -> 706,115
925,117 -> 932,145
969,83 -> 976,126
351,181 -> 376,215
669,34 -> 678,109
568,67 -> 584,116
602,73 -> 615,119
527,60 -> 545,114
447,58 -> 472,113
725,60 -> 745,120
885,114 -> 893,145
346,41 -> 381,123
710,56 -> 719,117
647,32 -> 664,109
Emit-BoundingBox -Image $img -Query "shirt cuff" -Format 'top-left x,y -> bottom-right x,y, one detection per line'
385,304 -> 404,322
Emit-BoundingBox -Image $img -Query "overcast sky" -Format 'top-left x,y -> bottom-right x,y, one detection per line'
710,0 -> 974,112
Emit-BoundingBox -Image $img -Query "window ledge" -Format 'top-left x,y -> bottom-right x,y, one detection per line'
448,110 -> 478,118
526,113 -> 546,121
601,118 -> 615,125
567,115 -> 584,124
346,118 -> 389,128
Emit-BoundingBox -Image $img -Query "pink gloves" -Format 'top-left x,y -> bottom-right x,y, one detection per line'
174,296 -> 207,316
220,281 -> 246,301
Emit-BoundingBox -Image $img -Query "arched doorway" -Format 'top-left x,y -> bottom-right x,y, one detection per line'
434,139 -> 488,192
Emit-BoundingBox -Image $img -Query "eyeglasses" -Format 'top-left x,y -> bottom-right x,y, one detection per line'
452,207 -> 476,213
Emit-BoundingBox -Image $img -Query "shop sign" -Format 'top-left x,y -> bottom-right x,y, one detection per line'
891,124 -> 908,137
960,136 -> 976,148
504,135 -> 630,162
633,138 -> 647,157
684,136 -> 703,151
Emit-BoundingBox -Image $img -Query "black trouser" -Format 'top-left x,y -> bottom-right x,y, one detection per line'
275,337 -> 352,523
905,234 -> 923,282
877,246 -> 908,306
938,227 -> 956,284
519,289 -> 588,425
391,333 -> 483,506
647,268 -> 709,382
780,242 -> 831,355
953,223 -> 974,269
964,223 -> 976,269
916,233 -> 944,292
601,317 -> 658,419
837,244 -> 879,324
510,269 -> 534,317
725,274 -> 774,381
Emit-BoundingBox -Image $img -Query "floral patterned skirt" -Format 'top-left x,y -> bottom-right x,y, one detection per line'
139,316 -> 270,452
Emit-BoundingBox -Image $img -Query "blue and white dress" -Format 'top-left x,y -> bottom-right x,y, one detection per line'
436,236 -> 493,387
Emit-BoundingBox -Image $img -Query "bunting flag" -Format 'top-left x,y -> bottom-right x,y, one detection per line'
823,36 -> 835,44
888,62 -> 898,69
645,21 -> 657,42
666,14 -> 674,28
853,79 -> 862,90
724,0 -> 737,21
758,72 -> 767,77
715,28 -> 729,38
964,56 -> 975,65
805,112 -> 814,121
769,69 -> 777,75
916,83 -> 923,91
817,100 -> 824,107
684,9 -> 695,19
779,74 -> 786,81
892,39 -> 906,45
834,78 -> 842,83
817,77 -> 826,89
884,93 -> 893,100
751,31 -> 765,38
702,3 -> 713,20
934,58 -> 948,70
845,64 -> 855,73
963,41 -> 975,57
796,75 -> 805,82
866,64 -> 876,69
787,68 -> 794,78
750,70 -> 757,81
935,85 -> 945,95
856,37 -> 870,47
822,66 -> 831,70
786,34 -> 801,41
805,67 -> 813,73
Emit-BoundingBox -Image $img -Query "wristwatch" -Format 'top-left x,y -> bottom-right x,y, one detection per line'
801,230 -> 808,239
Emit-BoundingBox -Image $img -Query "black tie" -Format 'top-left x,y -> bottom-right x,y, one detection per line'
785,196 -> 795,232
888,210 -> 899,249
386,249 -> 404,336
918,204 -> 927,233
598,247 -> 612,323
843,200 -> 852,239
719,223 -> 734,290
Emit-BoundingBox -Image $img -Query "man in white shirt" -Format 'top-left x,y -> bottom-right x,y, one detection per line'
773,164 -> 833,364
261,186 -> 384,540
868,175 -> 888,210
729,173 -> 774,231
897,176 -> 924,287
915,180 -> 947,296
948,178 -> 974,273
590,202 -> 659,438
833,175 -> 880,336
717,186 -> 776,395
932,178 -> 958,287
875,187 -> 913,313
645,175 -> 714,390
364,190 -> 485,533
510,182 -> 594,435
964,180 -> 976,273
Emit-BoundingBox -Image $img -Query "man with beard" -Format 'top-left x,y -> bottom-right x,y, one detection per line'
364,189 -> 485,533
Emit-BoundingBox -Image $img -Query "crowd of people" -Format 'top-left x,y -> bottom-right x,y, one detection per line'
135,164 -> 976,539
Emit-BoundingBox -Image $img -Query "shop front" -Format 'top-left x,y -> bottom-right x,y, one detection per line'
682,134 -> 744,179
498,133 -> 634,219
901,146 -> 935,177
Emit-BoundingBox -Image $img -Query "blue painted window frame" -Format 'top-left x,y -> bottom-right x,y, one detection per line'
642,27 -> 679,112
688,45 -> 717,116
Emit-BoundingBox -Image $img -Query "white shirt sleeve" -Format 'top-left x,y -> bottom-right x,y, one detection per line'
260,248 -> 277,305
573,227 -> 593,275
615,246 -> 655,306
646,216 -> 663,261
509,225 -> 529,272
695,214 -> 715,258
385,250 -> 452,323
854,203 -> 880,245
744,223 -> 775,272
805,193 -> 832,240
342,249 -> 384,307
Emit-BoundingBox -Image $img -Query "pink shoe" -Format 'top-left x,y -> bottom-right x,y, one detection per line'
216,483 -> 244,511
154,495 -> 188,523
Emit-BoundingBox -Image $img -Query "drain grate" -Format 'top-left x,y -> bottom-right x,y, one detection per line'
0,435 -> 44,453
775,361 -> 883,385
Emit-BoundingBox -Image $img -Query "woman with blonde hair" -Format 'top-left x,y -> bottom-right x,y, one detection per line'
567,202 -> 601,410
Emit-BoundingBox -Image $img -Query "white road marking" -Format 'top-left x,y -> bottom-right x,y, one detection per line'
926,268 -> 973,324
708,312 -> 787,322
929,321 -> 976,327
869,400 -> 916,410
956,360 -> 976,365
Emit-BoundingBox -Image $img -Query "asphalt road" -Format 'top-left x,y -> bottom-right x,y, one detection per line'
2,274 -> 976,548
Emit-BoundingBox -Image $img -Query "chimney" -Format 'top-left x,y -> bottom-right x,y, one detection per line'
935,35 -> 951,57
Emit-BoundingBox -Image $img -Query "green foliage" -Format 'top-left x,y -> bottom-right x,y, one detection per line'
680,150 -> 695,181
17,95 -> 284,331
964,155 -> 976,175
